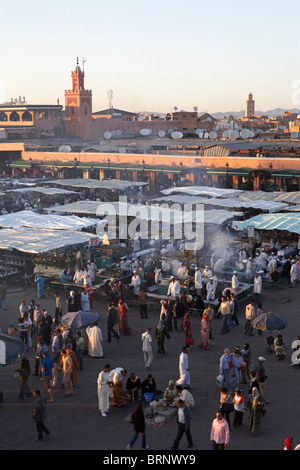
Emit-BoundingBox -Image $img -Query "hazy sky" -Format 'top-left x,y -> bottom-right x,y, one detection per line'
2,0 -> 300,114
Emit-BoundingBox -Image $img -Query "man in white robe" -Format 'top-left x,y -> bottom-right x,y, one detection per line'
245,258 -> 253,280
177,263 -> 187,280
86,323 -> 104,358
176,346 -> 191,388
87,261 -> 96,283
108,367 -> 128,397
131,271 -> 141,294
290,260 -> 297,287
97,364 -> 112,417
73,268 -> 83,284
167,276 -> 181,297
231,271 -> 240,291
81,290 -> 90,311
202,266 -> 213,285
194,267 -> 203,295
82,267 -> 92,288
253,272 -> 262,302
206,277 -> 216,301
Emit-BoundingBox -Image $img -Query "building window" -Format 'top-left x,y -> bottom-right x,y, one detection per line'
10,111 -> 20,122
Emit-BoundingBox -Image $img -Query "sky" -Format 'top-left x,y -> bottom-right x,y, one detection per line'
1,0 -> 300,114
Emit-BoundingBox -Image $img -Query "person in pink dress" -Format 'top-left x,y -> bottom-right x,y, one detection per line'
200,314 -> 210,350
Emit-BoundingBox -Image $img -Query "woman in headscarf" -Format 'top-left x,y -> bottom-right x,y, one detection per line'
118,299 -> 131,336
248,387 -> 265,437
184,312 -> 193,346
200,314 -> 210,350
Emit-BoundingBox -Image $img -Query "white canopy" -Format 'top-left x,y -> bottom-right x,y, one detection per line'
47,178 -> 149,190
0,227 -> 98,253
7,187 -> 76,195
49,200 -> 241,226
0,210 -> 99,231
161,186 -> 244,197
150,195 -> 287,212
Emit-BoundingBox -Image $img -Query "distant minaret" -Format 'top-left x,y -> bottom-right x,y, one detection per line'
246,92 -> 255,118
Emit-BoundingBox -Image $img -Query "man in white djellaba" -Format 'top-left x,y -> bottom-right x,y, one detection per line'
206,277 -> 216,301
167,276 -> 181,297
231,271 -> 240,291
131,271 -> 141,295
290,260 -> 297,287
194,267 -> 202,295
97,364 -> 112,417
86,322 -> 105,358
141,327 -> 153,369
176,345 -> 191,389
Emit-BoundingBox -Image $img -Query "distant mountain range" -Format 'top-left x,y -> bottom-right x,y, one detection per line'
209,108 -> 300,119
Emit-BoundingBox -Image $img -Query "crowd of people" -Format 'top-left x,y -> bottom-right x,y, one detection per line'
2,229 -> 300,449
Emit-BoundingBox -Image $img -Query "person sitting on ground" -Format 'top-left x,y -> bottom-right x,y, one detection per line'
141,374 -> 158,398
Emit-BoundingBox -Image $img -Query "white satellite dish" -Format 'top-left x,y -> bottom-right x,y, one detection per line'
222,131 -> 229,138
229,130 -> 239,140
116,130 -> 122,136
198,132 -> 203,138
171,131 -> 183,139
139,115 -> 146,121
204,132 -> 209,138
140,128 -> 150,136
193,106 -> 198,112
58,145 -> 72,153
174,107 -> 178,111
291,131 -> 299,139
168,128 -> 174,134
158,130 -> 165,138
240,129 -> 250,139
104,131 -> 112,140
195,129 -> 201,135
209,131 -> 217,140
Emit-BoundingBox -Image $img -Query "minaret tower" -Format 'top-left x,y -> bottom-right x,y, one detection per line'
64,58 -> 93,140
246,92 -> 255,118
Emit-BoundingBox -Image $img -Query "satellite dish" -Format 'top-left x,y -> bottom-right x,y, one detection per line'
174,107 -> 178,111
104,131 -> 112,140
229,130 -> 239,140
140,128 -> 150,136
204,132 -> 209,138
58,145 -> 72,153
171,131 -> 183,139
195,129 -> 201,135
222,131 -> 229,138
240,129 -> 250,139
139,115 -> 146,121
116,130 -> 122,136
291,131 -> 299,139
158,130 -> 165,138
193,106 -> 198,112
209,131 -> 217,140
168,128 -> 174,134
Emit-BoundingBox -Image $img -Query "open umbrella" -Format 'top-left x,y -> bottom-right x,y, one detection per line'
61,311 -> 100,329
0,333 -> 27,368
251,312 -> 288,332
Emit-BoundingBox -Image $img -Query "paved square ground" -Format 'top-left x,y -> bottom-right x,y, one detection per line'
0,279 -> 299,451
